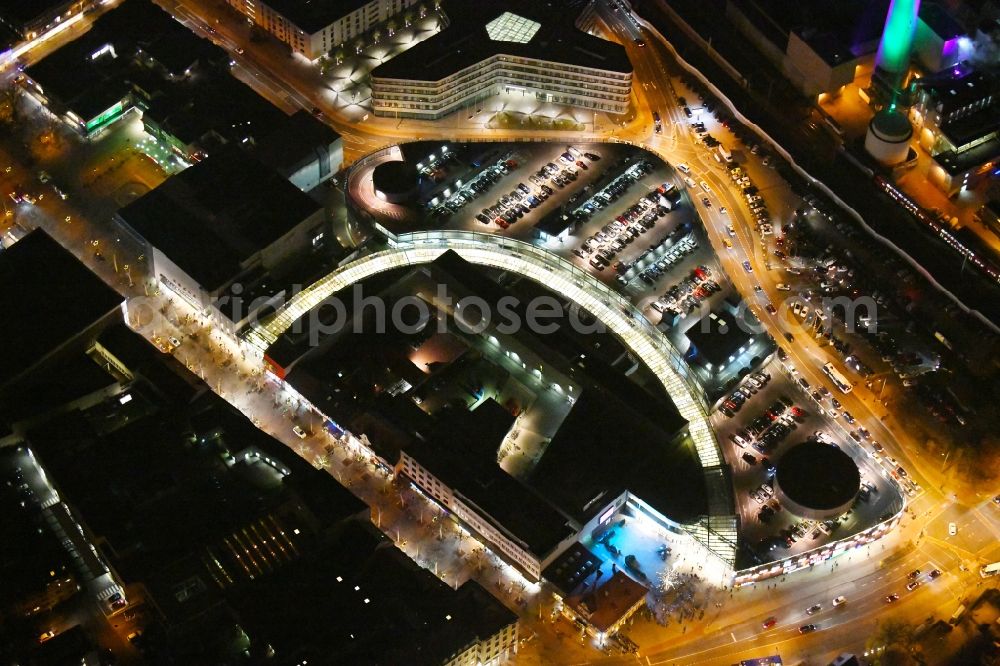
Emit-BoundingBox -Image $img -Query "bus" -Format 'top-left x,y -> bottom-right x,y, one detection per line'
981,561 -> 1000,578
718,145 -> 733,163
822,363 -> 853,394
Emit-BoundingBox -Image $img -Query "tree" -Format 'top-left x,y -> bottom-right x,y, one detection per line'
867,619 -> 916,666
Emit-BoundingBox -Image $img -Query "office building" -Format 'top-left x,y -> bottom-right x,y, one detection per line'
911,66 -> 1000,194
371,0 -> 633,119
226,0 -> 418,61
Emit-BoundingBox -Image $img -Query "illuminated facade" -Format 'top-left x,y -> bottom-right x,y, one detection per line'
874,0 -> 921,91
226,0 -> 417,61
372,53 -> 633,119
370,3 -> 632,119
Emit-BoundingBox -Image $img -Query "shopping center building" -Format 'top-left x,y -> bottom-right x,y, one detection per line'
370,1 -> 633,119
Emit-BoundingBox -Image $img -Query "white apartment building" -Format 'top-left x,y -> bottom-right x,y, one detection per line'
371,6 -> 633,119
226,0 -> 417,61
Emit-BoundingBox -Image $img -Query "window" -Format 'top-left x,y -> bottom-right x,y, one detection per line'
485,12 -> 540,43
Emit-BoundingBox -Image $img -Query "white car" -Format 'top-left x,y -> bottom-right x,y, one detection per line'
292,425 -> 309,439
168,336 -> 182,348
776,283 -> 791,291
948,522 -> 957,536
684,177 -> 697,188
677,163 -> 691,174
832,595 -> 847,607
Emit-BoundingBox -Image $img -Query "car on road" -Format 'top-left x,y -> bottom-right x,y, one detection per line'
906,580 -> 922,591
168,336 -> 181,348
885,593 -> 899,603
743,260 -> 753,273
720,206 -> 727,215
723,238 -> 733,248
634,38 -> 646,47
765,303 -> 777,314
948,522 -> 957,536
805,604 -> 822,615
799,624 -> 817,634
677,163 -> 690,173
701,196 -> 712,208
292,425 -> 309,439
761,616 -> 777,630
775,283 -> 790,291
38,630 -> 55,644
842,411 -> 856,424
832,596 -> 847,607
907,569 -> 921,580
684,177 -> 697,188
928,569 -> 942,579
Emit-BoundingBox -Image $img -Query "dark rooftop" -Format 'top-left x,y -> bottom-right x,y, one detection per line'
0,230 -> 121,390
541,542 -> 603,597
407,398 -> 576,558
118,145 -> 323,291
235,521 -> 517,665
253,109 -> 342,178
919,3 -> 964,40
776,441 -> 860,510
686,307 -> 755,368
0,0 -> 67,28
934,133 -> 1000,175
24,0 -> 283,143
529,372 -> 704,525
372,0 -> 632,81
733,0 -> 888,57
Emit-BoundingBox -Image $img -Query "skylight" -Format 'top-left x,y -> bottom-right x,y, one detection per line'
486,12 -> 540,44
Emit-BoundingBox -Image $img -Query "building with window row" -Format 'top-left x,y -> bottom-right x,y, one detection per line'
226,0 -> 418,61
371,2 -> 632,119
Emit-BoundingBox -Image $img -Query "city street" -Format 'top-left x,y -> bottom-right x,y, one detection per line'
1,0 -> 998,662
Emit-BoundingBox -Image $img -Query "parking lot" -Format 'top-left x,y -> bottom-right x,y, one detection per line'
411,141 -> 650,240
711,357 -> 905,566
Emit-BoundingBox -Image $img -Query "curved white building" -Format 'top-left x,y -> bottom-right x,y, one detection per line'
371,1 -> 633,119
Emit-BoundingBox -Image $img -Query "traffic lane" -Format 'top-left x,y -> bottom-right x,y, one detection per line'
641,547 -> 956,666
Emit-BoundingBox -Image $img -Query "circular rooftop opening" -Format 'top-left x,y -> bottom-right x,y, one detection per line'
774,441 -> 860,519
372,160 -> 420,204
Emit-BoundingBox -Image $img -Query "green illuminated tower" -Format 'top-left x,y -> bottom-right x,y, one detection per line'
874,0 -> 921,94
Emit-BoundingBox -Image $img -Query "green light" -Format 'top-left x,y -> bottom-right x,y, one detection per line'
85,100 -> 125,132
876,0 -> 920,75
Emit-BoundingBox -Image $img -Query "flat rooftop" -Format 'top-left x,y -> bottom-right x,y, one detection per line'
686,307 -> 754,368
571,570 -> 647,633
408,398 -> 576,558
529,372 -> 704,526
0,230 -> 121,389
372,0 -> 631,81
237,521 -> 517,663
24,0 -> 285,143
253,109 -> 341,177
733,0 -> 888,56
119,145 -> 322,291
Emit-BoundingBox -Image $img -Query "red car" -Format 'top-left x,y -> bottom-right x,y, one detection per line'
495,218 -> 509,229
762,616 -> 777,630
